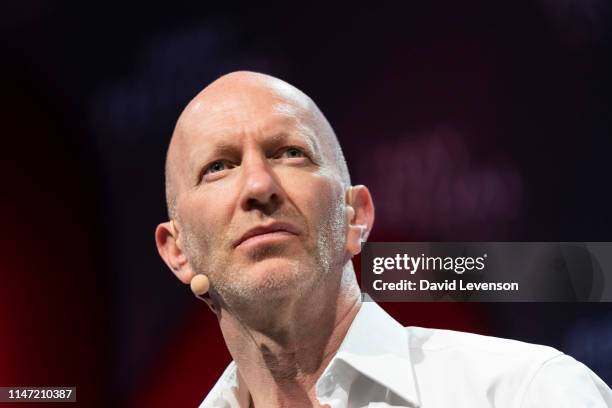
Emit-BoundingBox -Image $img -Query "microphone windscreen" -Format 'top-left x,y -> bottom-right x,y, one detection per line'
190,274 -> 210,296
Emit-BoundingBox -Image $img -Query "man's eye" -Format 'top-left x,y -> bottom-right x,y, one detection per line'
206,161 -> 227,174
201,161 -> 235,182
282,147 -> 306,159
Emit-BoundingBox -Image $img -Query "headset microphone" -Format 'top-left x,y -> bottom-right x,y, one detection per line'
190,274 -> 210,299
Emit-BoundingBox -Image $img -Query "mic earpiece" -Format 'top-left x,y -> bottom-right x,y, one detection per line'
190,274 -> 210,298
190,274 -> 218,315
346,205 -> 356,222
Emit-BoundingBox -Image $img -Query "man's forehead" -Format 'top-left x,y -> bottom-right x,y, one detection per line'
165,72 -> 345,201
174,97 -> 320,170
185,115 -> 319,166
180,98 -> 308,140
175,75 -> 314,142
181,73 -> 310,122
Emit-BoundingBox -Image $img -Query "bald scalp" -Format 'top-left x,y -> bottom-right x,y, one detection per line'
164,71 -> 350,220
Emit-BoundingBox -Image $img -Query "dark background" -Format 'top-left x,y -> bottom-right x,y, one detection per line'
1,1 -> 611,406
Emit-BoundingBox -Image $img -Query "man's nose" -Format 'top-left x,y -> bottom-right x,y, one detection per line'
238,155 -> 283,214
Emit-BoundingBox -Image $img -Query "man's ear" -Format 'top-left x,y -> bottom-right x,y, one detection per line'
155,220 -> 194,284
345,185 -> 375,257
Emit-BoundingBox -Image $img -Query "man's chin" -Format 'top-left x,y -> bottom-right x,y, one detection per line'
247,259 -> 301,288
222,258 -> 311,302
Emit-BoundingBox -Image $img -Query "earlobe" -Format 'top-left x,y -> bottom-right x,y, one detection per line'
155,221 -> 194,284
156,222 -> 217,315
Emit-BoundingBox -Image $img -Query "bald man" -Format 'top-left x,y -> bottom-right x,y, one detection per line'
156,72 -> 611,408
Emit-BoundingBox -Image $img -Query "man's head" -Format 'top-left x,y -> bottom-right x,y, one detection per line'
155,71 -> 374,310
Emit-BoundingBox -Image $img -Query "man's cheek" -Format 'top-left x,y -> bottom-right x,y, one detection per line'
299,176 -> 337,207
182,221 -> 217,262
312,184 -> 342,220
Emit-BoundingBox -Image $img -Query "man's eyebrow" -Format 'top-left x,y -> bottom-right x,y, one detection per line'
190,141 -> 240,162
268,128 -> 321,158
188,141 -> 241,178
186,127 -> 323,180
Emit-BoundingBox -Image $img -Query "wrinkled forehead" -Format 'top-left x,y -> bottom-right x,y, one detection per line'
179,91 -> 311,142
168,79 -> 328,188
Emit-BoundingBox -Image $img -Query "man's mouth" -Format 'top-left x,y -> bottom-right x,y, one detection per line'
233,222 -> 300,248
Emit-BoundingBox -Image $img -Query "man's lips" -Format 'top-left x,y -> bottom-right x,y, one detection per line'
233,222 -> 300,248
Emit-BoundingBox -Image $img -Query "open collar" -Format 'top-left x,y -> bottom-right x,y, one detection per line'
204,362 -> 250,408
316,301 -> 420,407
202,301 -> 420,408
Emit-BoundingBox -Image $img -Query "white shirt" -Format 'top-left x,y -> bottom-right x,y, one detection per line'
200,301 -> 612,407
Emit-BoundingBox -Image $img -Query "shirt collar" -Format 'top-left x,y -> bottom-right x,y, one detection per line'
202,300 -> 420,408
315,300 -> 420,407
203,362 -> 250,408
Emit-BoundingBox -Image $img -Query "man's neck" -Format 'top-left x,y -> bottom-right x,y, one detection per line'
218,267 -> 362,408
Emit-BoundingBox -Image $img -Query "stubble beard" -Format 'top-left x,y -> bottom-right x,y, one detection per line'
181,198 -> 347,312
